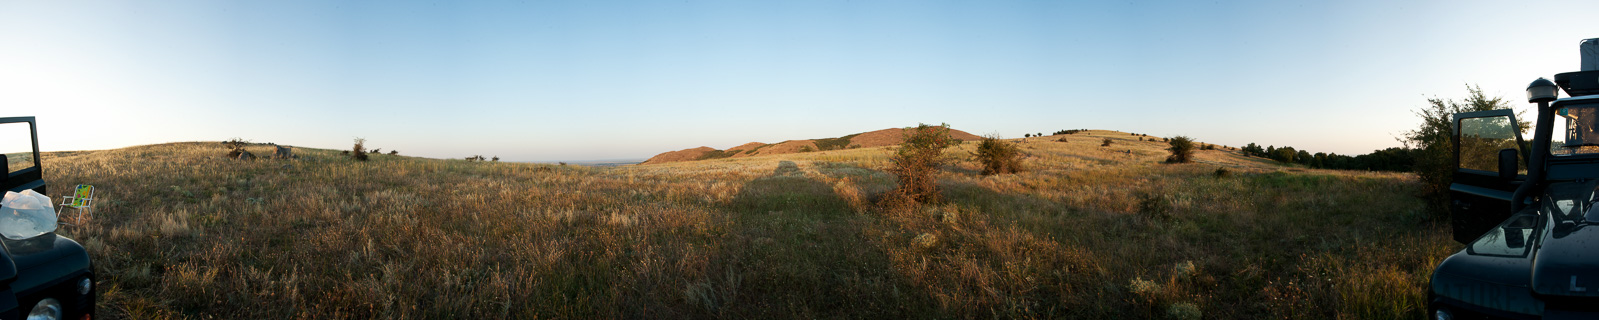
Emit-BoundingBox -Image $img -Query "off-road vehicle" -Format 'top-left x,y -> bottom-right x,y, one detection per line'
0,117 -> 96,320
1430,39 -> 1599,319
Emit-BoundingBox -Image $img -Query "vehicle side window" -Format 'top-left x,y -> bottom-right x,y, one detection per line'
1468,213 -> 1539,257
1458,116 -> 1526,173
0,122 -> 34,174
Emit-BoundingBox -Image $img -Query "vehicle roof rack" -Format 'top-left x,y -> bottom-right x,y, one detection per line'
1554,70 -> 1599,97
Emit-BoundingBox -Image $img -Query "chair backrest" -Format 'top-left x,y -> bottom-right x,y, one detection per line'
69,185 -> 92,208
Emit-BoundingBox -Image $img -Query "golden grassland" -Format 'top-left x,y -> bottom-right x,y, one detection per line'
39,130 -> 1456,319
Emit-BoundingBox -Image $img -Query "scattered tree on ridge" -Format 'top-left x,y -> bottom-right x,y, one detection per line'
1166,136 -> 1195,163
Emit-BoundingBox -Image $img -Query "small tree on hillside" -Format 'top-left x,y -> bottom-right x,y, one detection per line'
881,123 -> 959,211
972,135 -> 1023,175
1166,136 -> 1195,163
1101,138 -> 1113,147
351,138 -> 369,161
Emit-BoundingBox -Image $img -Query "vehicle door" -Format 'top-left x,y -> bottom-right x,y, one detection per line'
1450,110 -> 1527,244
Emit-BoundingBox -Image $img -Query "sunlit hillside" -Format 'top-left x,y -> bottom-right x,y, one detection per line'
42,130 -> 1454,319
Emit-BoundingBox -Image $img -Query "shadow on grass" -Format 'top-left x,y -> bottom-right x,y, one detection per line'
686,161 -> 935,318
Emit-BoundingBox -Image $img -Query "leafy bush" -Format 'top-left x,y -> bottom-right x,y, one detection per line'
880,123 -> 958,211
351,138 -> 369,161
1101,138 -> 1113,147
388,150 -> 399,155
972,135 -> 1023,175
1270,146 -> 1297,163
1166,136 -> 1195,163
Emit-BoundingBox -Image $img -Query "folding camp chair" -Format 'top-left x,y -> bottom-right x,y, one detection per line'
56,184 -> 94,224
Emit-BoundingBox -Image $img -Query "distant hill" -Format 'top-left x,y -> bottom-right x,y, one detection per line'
641,127 -> 985,165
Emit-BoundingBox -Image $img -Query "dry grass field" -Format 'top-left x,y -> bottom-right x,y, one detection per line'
39,130 -> 1455,319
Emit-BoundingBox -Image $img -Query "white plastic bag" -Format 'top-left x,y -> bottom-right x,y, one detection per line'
0,190 -> 57,240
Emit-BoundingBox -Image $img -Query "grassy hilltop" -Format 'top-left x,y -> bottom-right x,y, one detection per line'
42,130 -> 1454,319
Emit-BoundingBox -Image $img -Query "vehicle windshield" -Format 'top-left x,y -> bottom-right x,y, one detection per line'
1556,103 -> 1599,156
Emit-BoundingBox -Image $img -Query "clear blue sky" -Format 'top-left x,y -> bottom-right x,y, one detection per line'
2,0 -> 1596,162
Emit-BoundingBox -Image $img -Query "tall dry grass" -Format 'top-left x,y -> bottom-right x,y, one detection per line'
39,130 -> 1454,319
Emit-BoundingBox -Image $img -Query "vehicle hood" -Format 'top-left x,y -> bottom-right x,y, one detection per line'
1531,215 -> 1599,298
0,233 -> 89,295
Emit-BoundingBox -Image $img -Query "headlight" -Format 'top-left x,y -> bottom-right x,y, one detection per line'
77,277 -> 92,296
25,298 -> 61,320
1433,307 -> 1452,320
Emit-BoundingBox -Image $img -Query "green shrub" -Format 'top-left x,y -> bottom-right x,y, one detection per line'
1102,138 -> 1113,147
880,123 -> 958,212
351,138 -> 369,161
1166,136 -> 1195,163
972,135 -> 1022,175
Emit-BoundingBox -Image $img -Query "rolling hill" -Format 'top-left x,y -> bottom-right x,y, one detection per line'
641,127 -> 985,165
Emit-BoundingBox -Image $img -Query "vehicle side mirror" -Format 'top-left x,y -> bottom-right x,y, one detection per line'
1498,148 -> 1519,180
